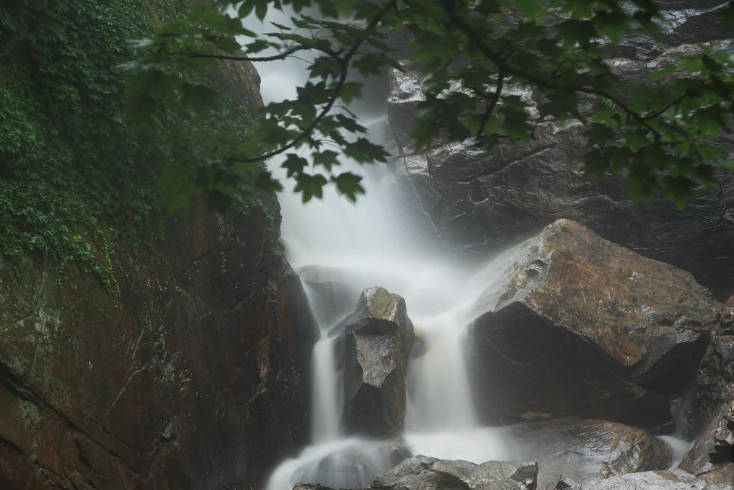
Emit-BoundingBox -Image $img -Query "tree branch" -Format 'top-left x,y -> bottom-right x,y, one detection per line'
439,0 -> 673,144
477,70 -> 504,137
230,0 -> 399,165
180,45 -> 310,62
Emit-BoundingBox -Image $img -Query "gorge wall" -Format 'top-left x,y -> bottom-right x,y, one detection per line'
0,198 -> 317,490
0,2 -> 317,488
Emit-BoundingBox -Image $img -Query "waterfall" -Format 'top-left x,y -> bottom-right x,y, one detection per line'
311,337 -> 343,444
244,10 -> 511,490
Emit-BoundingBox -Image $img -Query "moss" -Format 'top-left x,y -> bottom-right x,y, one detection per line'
0,0 -> 264,290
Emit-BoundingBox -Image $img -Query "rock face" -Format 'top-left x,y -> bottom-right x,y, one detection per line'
679,296 -> 734,439
387,44 -> 734,300
466,219 -> 720,427
581,468 -> 732,490
680,387 -> 734,479
340,287 -> 415,436
0,202 -> 317,490
504,419 -> 672,489
372,456 -> 539,490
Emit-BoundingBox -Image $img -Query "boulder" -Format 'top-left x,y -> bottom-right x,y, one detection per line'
340,287 -> 415,436
465,219 -> 719,427
679,295 -> 734,440
387,51 -> 734,300
680,387 -> 734,478
372,455 -> 538,490
504,418 -> 672,488
581,468 -> 732,490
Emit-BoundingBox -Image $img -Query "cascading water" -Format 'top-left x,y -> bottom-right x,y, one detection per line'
244,10 -> 517,490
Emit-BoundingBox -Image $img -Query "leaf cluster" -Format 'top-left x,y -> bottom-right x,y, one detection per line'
129,0 -> 734,207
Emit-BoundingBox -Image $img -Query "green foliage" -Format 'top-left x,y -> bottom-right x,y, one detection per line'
130,0 -> 734,207
0,0 -> 263,287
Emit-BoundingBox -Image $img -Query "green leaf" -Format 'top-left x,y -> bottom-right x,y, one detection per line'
255,170 -> 284,193
313,150 -> 340,171
332,172 -> 365,201
282,153 -> 308,177
294,173 -> 328,202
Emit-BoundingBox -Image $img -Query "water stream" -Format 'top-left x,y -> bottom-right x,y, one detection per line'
260,79 -> 514,490
242,10 -> 689,490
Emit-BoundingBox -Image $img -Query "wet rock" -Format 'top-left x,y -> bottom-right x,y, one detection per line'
466,219 -> 719,427
678,296 -> 734,448
340,287 -> 415,436
372,455 -> 538,490
554,476 -> 580,490
388,57 -> 734,300
505,418 -> 672,488
0,196 -> 318,490
581,468 -> 732,490
680,387 -> 734,476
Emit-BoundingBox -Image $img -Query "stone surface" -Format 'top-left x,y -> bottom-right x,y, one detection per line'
504,418 -> 672,489
339,287 -> 415,436
465,219 -> 720,427
679,333 -> 734,439
581,468 -> 732,490
387,46 -> 734,300
371,455 -> 538,490
0,198 -> 318,490
680,387 -> 734,476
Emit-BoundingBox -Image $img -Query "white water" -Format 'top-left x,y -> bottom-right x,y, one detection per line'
242,9 -> 686,490
244,10 -> 510,486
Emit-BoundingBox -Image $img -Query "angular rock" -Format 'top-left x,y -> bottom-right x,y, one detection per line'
554,476 -> 580,490
372,455 -> 538,490
680,387 -> 734,476
679,335 -> 734,439
505,418 -> 672,488
581,468 -> 732,490
340,287 -> 415,436
678,296 -> 734,449
466,219 -> 719,427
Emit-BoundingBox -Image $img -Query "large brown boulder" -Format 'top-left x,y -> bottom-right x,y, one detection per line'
339,287 -> 415,436
0,198 -> 318,490
504,419 -> 672,489
465,219 -> 720,428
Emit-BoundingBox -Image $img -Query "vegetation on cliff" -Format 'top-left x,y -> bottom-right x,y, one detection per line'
0,0 -> 264,287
